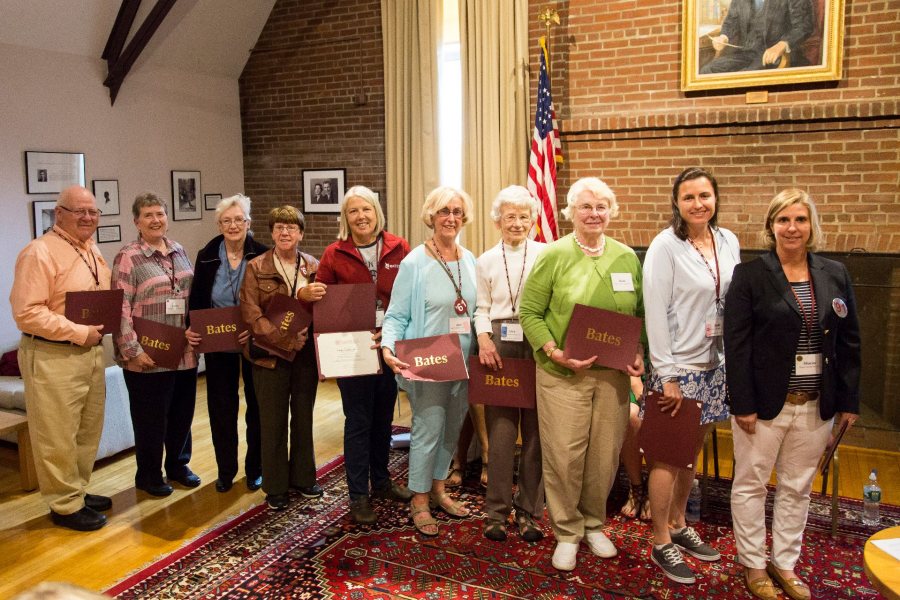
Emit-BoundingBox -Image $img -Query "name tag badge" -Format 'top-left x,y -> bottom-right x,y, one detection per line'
375,309 -> 385,328
611,273 -> 635,292
705,315 -> 724,337
449,317 -> 471,334
500,322 -> 524,342
795,353 -> 823,376
165,298 -> 186,315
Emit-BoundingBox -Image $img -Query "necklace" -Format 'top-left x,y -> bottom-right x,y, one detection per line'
427,239 -> 468,315
574,234 -> 605,255
501,240 -> 527,313
687,227 -> 722,308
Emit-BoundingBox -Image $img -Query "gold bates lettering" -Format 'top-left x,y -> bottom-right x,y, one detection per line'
140,335 -> 171,351
279,311 -> 295,332
413,354 -> 448,367
80,308 -> 94,319
205,323 -> 237,335
484,375 -> 520,387
585,328 -> 622,346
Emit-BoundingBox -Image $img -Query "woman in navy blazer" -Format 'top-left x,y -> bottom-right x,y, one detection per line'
724,189 -> 860,600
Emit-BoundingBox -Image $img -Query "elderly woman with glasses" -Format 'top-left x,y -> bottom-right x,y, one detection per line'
240,205 -> 326,511
381,186 -> 477,538
187,195 -> 268,493
520,177 -> 645,571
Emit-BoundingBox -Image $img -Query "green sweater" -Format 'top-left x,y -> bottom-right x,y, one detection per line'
520,233 -> 644,377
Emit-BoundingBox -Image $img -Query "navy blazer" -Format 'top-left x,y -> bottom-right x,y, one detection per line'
723,251 -> 860,421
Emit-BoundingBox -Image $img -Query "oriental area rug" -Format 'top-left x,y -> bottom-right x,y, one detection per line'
107,448 -> 899,599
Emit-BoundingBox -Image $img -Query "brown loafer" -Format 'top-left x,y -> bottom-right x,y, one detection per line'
744,571 -> 778,600
767,562 -> 811,600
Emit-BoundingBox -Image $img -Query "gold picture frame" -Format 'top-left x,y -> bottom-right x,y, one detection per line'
681,0 -> 844,92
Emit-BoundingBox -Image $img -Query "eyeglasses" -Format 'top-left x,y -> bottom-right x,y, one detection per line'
436,208 -> 464,218
502,214 -> 533,223
273,224 -> 300,233
220,218 -> 247,227
576,204 -> 610,215
59,206 -> 102,218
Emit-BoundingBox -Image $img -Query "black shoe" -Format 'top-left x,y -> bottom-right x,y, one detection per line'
215,479 -> 234,493
169,470 -> 201,488
50,507 -> 107,531
84,493 -> 112,512
372,481 -> 414,502
246,475 -> 263,491
484,518 -> 508,541
137,482 -> 174,497
266,493 -> 289,510
297,483 -> 324,498
349,497 -> 378,524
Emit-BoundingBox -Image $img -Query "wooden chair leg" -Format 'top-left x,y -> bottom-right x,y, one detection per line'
830,449 -> 840,536
712,428 -> 719,480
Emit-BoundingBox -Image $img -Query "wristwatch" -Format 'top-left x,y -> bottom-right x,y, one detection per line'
543,345 -> 558,358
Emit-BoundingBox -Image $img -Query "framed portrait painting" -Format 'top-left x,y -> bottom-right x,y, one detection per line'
32,200 -> 57,238
302,168 -> 345,214
25,151 -> 86,194
92,179 -> 120,216
171,170 -> 201,221
681,0 -> 845,92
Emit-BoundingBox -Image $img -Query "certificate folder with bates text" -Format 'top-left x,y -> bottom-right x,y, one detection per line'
313,283 -> 376,333
395,334 -> 468,382
132,316 -> 187,370
65,289 -> 124,335
638,390 -> 702,469
468,357 -> 536,409
563,304 -> 642,371
190,306 -> 246,354
252,294 -> 312,361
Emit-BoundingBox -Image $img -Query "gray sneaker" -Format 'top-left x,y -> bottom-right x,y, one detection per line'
670,526 -> 721,561
651,543 -> 696,585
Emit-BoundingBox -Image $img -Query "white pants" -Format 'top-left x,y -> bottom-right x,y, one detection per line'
730,401 -> 832,570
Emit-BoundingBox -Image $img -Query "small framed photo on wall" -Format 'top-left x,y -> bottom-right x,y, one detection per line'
32,200 -> 57,238
302,168 -> 345,214
25,151 -> 86,194
204,193 -> 223,211
171,170 -> 201,221
92,180 -> 120,216
96,225 -> 122,244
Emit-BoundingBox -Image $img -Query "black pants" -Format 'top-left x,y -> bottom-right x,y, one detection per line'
337,369 -> 397,499
204,352 -> 262,483
123,368 -> 198,487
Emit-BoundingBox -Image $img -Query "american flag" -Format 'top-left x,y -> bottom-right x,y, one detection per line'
527,36 -> 563,243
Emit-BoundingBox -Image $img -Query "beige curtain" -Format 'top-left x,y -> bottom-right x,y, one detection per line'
459,0 -> 530,256
381,0 -> 441,248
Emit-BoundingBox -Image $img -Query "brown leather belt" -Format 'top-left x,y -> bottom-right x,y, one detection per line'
785,390 -> 820,405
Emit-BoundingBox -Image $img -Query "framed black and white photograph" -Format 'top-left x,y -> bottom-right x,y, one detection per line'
96,225 -> 122,244
204,193 -> 223,211
302,168 -> 345,214
25,151 -> 86,194
92,179 -> 120,216
32,200 -> 57,238
171,170 -> 201,221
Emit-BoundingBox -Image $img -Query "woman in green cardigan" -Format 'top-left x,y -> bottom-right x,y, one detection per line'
520,177 -> 645,572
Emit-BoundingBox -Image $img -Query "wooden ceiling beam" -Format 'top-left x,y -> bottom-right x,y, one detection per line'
102,0 -> 142,63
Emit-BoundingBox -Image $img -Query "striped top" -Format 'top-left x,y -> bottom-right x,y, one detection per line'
787,281 -> 822,393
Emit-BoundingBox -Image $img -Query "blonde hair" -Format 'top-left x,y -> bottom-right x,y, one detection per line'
761,188 -> 824,251
421,186 -> 474,228
562,177 -> 619,220
338,186 -> 385,241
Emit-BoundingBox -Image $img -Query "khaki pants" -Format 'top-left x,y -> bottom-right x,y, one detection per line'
18,335 -> 106,515
536,366 -> 629,543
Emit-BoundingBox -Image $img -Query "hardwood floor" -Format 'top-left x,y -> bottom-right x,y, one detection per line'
0,378 -> 897,598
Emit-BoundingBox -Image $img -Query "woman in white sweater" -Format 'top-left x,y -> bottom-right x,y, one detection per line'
642,167 -> 740,585
474,186 -> 546,543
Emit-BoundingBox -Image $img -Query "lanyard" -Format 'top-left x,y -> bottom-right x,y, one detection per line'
687,228 -> 721,307
501,240 -> 527,313
427,239 -> 468,315
789,277 -> 818,337
152,249 -> 177,294
275,251 -> 302,297
55,231 -> 100,288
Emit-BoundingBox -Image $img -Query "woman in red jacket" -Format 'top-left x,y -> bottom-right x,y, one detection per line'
317,185 -> 414,524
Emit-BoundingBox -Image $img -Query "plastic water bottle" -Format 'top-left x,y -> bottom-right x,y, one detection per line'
686,479 -> 702,523
863,469 -> 881,526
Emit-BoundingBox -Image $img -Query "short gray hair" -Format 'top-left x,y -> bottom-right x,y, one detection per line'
132,192 -> 166,219
215,194 -> 251,223
562,177 -> 619,220
490,185 -> 538,222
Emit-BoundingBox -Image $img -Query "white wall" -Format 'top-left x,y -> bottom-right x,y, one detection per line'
0,42 -> 245,351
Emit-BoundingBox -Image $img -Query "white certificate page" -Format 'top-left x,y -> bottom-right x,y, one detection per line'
314,331 -> 381,379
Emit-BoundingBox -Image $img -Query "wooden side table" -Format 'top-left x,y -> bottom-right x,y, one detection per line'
0,411 -> 38,491
864,525 -> 900,600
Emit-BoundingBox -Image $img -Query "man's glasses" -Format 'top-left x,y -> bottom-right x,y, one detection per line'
220,218 -> 247,227
59,206 -> 102,218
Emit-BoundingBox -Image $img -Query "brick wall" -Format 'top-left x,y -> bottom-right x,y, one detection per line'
239,0 -> 385,257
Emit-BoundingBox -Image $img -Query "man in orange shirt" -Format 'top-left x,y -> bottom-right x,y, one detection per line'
10,186 -> 111,531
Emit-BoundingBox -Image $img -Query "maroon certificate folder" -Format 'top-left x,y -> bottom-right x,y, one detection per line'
190,306 -> 246,354
468,357 -> 536,409
252,294 -> 312,361
313,283 -> 376,333
563,304 -> 642,371
132,317 -> 187,370
638,390 -> 702,469
395,334 -> 469,382
65,289 -> 124,335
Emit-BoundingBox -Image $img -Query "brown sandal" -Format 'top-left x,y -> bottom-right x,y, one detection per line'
445,465 -> 463,488
410,504 -> 438,537
620,484 -> 643,519
430,492 -> 470,518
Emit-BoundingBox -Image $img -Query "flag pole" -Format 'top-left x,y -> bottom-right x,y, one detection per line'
538,6 -> 560,74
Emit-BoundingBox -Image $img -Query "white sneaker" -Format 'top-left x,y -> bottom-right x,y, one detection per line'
585,530 -> 617,558
551,541 -> 579,571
